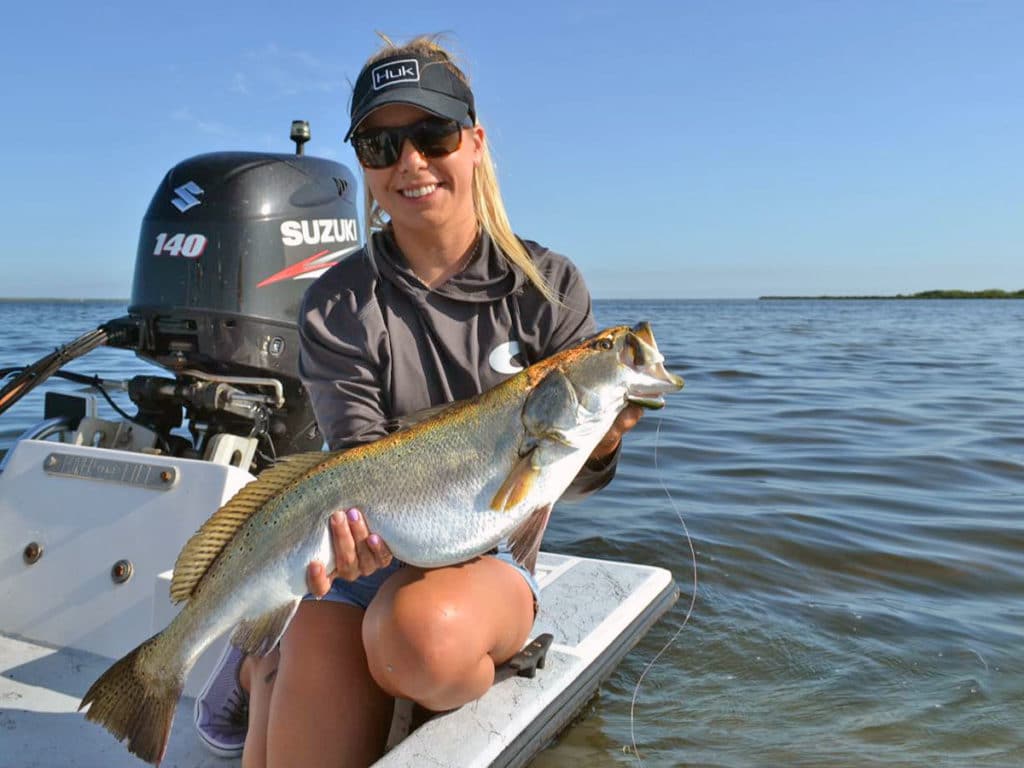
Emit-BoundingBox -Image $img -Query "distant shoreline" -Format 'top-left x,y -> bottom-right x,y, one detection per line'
760,290 -> 1024,300
3,290 -> 1023,303
0,297 -> 128,303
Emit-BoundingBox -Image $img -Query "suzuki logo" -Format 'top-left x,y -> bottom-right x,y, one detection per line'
171,181 -> 204,212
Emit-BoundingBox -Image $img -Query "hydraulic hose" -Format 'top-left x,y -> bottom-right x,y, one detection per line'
0,317 -> 137,418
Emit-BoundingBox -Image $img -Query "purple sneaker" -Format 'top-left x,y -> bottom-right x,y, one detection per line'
194,641 -> 248,757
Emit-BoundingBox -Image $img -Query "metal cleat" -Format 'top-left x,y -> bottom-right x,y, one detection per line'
495,633 -> 554,682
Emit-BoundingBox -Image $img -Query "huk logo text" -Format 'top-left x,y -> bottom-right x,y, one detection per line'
372,59 -> 420,90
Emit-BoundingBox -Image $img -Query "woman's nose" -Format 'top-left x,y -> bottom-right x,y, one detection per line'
396,138 -> 428,171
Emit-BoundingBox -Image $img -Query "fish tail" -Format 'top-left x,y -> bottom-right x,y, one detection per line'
79,632 -> 183,765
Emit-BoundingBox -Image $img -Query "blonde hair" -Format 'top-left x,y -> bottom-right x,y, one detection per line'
357,34 -> 557,302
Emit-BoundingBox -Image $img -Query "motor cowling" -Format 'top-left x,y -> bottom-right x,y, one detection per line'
129,151 -> 359,377
124,147 -> 362,457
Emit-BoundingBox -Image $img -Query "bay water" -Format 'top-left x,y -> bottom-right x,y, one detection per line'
2,299 -> 1022,767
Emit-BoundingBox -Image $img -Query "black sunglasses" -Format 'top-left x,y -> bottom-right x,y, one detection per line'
351,118 -> 468,169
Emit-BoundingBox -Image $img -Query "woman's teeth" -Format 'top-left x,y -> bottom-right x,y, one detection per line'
401,184 -> 437,199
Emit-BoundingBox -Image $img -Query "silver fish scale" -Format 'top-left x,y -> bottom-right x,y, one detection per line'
319,383 -> 620,568
318,396 -> 531,567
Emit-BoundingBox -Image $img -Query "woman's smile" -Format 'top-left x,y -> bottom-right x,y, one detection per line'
396,181 -> 441,201
399,183 -> 438,199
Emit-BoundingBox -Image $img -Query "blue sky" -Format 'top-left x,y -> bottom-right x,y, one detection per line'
1,1 -> 1021,299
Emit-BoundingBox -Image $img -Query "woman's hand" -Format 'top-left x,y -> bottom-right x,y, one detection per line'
587,404 -> 643,468
306,507 -> 393,598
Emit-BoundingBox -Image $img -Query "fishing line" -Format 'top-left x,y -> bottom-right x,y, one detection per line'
629,414 -> 698,766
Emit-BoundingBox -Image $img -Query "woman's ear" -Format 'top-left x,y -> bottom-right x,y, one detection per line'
471,125 -> 485,166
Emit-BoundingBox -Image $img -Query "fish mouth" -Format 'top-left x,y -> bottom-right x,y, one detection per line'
626,381 -> 679,409
626,393 -> 667,409
623,322 -> 684,409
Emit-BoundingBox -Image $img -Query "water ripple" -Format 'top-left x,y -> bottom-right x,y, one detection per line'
4,298 -> 1024,767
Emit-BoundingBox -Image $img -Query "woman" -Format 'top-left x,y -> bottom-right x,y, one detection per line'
194,35 -> 640,767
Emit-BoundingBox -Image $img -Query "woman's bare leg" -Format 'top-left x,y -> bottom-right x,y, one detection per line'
242,556 -> 532,766
240,649 -> 277,768
248,601 -> 393,768
363,556 -> 535,711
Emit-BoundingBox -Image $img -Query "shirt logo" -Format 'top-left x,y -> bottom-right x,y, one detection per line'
488,341 -> 525,375
372,59 -> 420,90
171,181 -> 204,212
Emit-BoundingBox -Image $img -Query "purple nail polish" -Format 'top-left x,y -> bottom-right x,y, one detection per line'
368,534 -> 380,547
347,508 -> 360,522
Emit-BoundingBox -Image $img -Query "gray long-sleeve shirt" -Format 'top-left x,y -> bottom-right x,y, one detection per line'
298,228 -> 617,494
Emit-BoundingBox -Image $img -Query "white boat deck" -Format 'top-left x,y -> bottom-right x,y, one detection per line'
1,553 -> 676,768
0,437 -> 677,767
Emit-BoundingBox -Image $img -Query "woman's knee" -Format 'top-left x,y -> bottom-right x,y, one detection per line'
362,562 -> 533,700
365,592 -> 465,691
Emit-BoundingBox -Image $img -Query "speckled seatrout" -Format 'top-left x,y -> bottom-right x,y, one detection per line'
80,322 -> 684,764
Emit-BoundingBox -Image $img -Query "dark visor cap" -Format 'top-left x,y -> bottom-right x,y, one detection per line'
345,53 -> 476,141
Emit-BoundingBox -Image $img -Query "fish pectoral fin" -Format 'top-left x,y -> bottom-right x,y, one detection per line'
231,598 -> 302,657
507,504 -> 553,574
490,447 -> 540,512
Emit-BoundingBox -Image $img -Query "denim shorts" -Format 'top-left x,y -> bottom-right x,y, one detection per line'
306,541 -> 540,612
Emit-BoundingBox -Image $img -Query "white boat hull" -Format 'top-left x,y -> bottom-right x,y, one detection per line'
0,437 -> 677,766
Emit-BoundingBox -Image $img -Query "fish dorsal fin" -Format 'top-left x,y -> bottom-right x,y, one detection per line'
384,400 -> 460,432
169,452 -> 328,603
507,503 -> 553,574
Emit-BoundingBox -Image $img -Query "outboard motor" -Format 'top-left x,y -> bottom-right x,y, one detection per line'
0,122 -> 361,471
118,122 -> 360,462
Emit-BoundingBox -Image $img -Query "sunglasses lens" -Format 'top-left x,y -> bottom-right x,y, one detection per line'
412,120 -> 463,157
354,119 -> 463,168
353,132 -> 400,169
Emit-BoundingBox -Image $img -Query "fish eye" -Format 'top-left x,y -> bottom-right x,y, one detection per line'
594,338 -> 614,351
